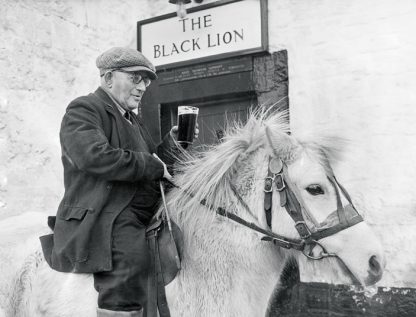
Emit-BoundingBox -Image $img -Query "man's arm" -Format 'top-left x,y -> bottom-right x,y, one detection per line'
60,100 -> 164,182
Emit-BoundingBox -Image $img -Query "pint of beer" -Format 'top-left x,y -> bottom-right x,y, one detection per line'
177,106 -> 198,148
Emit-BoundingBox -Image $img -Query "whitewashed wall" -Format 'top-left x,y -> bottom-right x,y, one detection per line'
1,0 -> 415,289
0,0 -> 218,220
268,0 -> 416,287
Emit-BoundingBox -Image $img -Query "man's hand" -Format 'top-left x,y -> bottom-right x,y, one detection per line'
170,123 -> 199,142
152,153 -> 172,181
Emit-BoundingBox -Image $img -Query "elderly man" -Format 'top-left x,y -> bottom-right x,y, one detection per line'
41,47 -> 195,317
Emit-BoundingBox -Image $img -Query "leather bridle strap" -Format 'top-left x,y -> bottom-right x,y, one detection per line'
279,164 -> 314,241
262,158 -> 313,241
216,206 -> 305,250
263,165 -> 274,228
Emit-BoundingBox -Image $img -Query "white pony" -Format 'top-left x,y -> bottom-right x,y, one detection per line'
1,110 -> 385,317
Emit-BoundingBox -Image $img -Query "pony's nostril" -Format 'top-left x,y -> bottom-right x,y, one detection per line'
369,255 -> 382,277
366,255 -> 384,285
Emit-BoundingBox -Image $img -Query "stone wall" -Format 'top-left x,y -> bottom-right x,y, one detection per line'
254,50 -> 289,112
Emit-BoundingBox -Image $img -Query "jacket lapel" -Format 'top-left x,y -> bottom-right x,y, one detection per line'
91,87 -> 127,148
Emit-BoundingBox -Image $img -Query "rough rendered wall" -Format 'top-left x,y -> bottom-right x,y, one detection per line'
268,0 -> 416,287
1,0 -> 415,290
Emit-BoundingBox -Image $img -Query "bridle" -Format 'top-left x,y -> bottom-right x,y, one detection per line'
165,158 -> 362,262
259,155 -> 363,260
227,154 -> 365,284
260,127 -> 364,260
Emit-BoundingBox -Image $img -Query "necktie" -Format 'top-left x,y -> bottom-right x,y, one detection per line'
124,111 -> 134,123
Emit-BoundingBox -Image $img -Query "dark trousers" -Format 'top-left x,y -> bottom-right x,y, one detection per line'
93,207 -> 152,311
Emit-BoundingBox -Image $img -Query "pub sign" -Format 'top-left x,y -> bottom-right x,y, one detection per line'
137,0 -> 268,68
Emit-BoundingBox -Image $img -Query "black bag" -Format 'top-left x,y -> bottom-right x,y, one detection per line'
145,216 -> 183,317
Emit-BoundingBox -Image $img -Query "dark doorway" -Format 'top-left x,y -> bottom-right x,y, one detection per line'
141,52 -> 289,146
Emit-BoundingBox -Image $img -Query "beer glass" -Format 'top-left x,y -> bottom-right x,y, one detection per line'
177,106 -> 199,148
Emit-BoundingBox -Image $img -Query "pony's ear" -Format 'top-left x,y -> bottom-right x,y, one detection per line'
315,135 -> 348,165
296,132 -> 349,166
265,125 -> 299,159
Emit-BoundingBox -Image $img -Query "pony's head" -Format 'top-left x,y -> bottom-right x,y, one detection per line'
172,108 -> 385,287
264,121 -> 385,287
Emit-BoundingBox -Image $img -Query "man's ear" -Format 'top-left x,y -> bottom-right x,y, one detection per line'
103,72 -> 113,88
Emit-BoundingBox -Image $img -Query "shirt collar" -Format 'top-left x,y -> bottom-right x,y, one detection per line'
101,88 -> 129,117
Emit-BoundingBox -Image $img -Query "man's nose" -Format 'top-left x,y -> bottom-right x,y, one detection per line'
136,81 -> 146,91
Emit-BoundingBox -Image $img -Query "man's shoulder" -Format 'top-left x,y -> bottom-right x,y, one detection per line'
66,88 -> 106,114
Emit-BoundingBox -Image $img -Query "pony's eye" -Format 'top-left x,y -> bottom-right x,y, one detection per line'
306,185 -> 324,196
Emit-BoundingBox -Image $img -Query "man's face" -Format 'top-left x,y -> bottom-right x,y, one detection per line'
109,71 -> 151,110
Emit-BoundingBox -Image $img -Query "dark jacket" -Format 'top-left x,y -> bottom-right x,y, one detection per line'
40,87 -> 176,273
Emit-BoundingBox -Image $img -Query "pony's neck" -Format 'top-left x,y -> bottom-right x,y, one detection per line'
171,204 -> 286,316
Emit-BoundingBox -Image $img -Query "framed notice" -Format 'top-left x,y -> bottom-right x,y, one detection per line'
137,0 -> 268,69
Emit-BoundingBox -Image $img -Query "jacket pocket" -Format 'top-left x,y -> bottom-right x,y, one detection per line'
59,205 -> 90,221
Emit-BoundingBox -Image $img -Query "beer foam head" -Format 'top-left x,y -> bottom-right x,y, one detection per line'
178,106 -> 199,115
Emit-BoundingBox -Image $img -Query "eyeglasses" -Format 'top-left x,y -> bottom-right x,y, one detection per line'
113,70 -> 152,87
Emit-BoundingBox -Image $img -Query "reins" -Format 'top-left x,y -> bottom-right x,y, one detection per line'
163,179 -> 305,251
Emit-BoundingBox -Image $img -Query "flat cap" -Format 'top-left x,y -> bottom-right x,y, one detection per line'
96,47 -> 157,80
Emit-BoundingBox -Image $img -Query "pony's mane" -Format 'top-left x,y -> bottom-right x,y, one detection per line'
171,107 -> 289,218
169,106 -> 347,223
